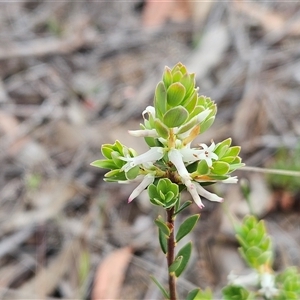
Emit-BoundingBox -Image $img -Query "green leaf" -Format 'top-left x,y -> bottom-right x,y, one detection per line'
186,289 -> 201,300
222,285 -> 254,300
125,165 -> 139,180
111,151 -> 124,169
154,119 -> 169,139
199,116 -> 215,133
214,138 -> 232,157
169,256 -> 183,273
174,201 -> 192,215
187,288 -> 213,300
104,169 -> 123,178
246,246 -> 262,267
155,81 -> 167,119
221,156 -> 236,163
225,146 -> 241,157
165,191 -> 175,203
177,116 -> 199,135
158,228 -> 167,254
212,161 -> 230,175
144,136 -> 158,147
101,145 -> 114,159
149,275 -> 170,299
197,160 -> 209,175
183,91 -> 197,114
90,159 -> 116,169
163,106 -> 189,128
167,82 -> 186,106
155,216 -> 171,236
114,140 -> 124,153
163,66 -> 173,88
148,184 -> 159,200
176,214 -> 200,243
257,251 -> 273,266
175,242 -> 192,277
150,197 -> 165,207
172,71 -> 182,82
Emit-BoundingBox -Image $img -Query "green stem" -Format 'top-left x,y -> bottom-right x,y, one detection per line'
167,206 -> 177,300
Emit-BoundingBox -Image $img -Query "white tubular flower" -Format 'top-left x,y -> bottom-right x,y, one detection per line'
168,149 -> 204,208
142,106 -> 155,119
194,182 -> 223,203
128,174 -> 155,203
198,142 -> 218,167
121,147 -> 164,173
228,271 -> 259,287
258,273 -> 279,299
128,129 -> 158,138
223,176 -> 238,184
179,147 -> 207,163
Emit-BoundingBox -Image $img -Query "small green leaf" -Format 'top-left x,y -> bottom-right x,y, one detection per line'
225,146 -> 241,157
90,159 -> 116,169
101,145 -> 114,159
114,140 -> 124,153
199,116 -> 215,133
149,275 -> 170,299
175,242 -> 192,277
183,91 -> 197,113
125,165 -> 139,180
169,256 -> 183,273
176,214 -> 200,243
104,170 -> 127,182
167,82 -> 186,106
104,169 -> 123,178
186,289 -> 201,300
187,288 -> 213,300
172,71 -> 182,82
155,216 -> 171,236
197,160 -> 209,175
144,136 -> 158,147
257,251 -> 273,266
154,119 -> 169,139
214,138 -> 232,157
222,285 -> 254,300
163,106 -> 189,128
163,66 -> 173,88
155,81 -> 167,119
174,201 -> 192,215
176,115 -> 198,134
158,228 -> 167,254
212,161 -> 230,175
221,156 -> 236,163
165,191 -> 175,203
111,151 -> 124,169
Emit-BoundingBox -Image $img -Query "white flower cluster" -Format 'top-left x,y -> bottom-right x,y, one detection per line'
119,105 -> 238,208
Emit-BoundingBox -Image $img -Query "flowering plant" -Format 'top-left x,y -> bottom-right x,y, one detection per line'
91,62 -> 246,299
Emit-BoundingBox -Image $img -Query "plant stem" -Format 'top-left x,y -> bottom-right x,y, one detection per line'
167,206 -> 177,300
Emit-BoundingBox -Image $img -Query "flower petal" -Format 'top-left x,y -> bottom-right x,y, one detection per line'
179,148 -> 205,163
168,149 -> 190,179
195,183 -> 223,203
128,174 -> 155,203
128,129 -> 158,137
168,149 -> 204,208
223,176 -> 238,184
142,106 -> 155,118
186,180 -> 205,208
121,147 -> 164,172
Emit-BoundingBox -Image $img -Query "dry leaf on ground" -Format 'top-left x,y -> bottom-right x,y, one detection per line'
92,247 -> 132,300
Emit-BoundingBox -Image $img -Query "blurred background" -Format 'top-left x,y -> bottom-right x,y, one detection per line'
0,1 -> 300,299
